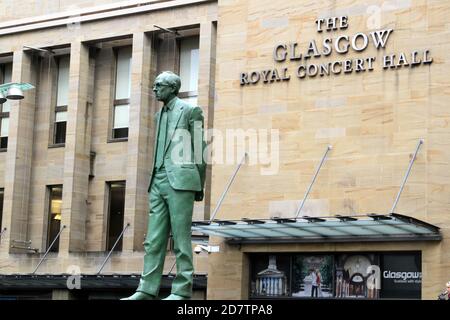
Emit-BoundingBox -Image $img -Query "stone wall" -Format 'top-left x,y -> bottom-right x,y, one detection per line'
207,0 -> 450,300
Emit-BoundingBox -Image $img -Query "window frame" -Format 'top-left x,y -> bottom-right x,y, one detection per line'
46,185 -> 63,253
50,55 -> 70,147
105,181 -> 126,252
109,46 -> 132,142
177,35 -> 200,105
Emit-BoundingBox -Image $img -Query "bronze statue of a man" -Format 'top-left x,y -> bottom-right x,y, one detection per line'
122,71 -> 206,300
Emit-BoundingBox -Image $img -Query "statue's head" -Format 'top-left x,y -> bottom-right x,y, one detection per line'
152,71 -> 181,103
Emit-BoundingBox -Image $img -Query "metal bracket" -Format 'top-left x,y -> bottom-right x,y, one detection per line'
390,139 -> 424,213
32,225 -> 66,274
96,223 -> 130,275
295,145 -> 332,218
210,153 -> 247,222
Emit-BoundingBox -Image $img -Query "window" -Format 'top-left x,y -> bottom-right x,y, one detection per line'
112,47 -> 131,140
53,56 -> 69,145
178,36 -> 199,105
0,63 -> 12,150
0,188 -> 4,233
106,181 -> 126,251
47,185 -> 63,252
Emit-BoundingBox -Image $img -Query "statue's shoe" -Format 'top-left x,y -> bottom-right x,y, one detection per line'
120,292 -> 156,300
162,294 -> 190,300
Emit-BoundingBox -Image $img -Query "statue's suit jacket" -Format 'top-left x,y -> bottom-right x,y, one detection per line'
148,97 -> 207,198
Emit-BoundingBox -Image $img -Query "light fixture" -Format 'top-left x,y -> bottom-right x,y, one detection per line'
0,82 -> 34,102
0,91 -> 6,104
194,244 -> 220,254
51,199 -> 62,221
6,85 -> 24,100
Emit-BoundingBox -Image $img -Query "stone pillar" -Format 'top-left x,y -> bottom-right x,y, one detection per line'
59,42 -> 94,253
1,50 -> 37,254
207,238 -> 248,299
197,21 -> 217,221
123,32 -> 157,251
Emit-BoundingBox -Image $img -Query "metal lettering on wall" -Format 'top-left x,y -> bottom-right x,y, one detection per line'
240,16 -> 433,86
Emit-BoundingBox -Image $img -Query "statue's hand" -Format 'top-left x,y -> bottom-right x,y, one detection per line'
195,190 -> 204,202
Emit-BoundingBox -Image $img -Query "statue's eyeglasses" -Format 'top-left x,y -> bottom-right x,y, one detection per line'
153,83 -> 171,89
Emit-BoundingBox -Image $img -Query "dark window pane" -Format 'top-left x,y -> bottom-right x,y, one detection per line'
0,137 -> 7,149
54,121 -> 66,144
113,128 -> 128,139
47,186 -> 63,252
107,181 -> 126,251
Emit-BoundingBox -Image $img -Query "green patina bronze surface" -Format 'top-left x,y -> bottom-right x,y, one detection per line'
122,71 -> 206,301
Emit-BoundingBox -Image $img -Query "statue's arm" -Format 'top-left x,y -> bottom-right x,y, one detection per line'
189,106 -> 207,200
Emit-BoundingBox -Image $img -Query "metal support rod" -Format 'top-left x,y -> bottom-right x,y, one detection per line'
210,153 -> 247,222
97,223 -> 130,275
11,239 -> 31,244
153,24 -> 180,36
390,139 -> 424,213
32,225 -> 66,274
167,259 -> 176,277
295,145 -> 332,218
23,45 -> 54,54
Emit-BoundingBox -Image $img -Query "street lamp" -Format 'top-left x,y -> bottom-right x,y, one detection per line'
194,244 -> 220,254
0,82 -> 35,103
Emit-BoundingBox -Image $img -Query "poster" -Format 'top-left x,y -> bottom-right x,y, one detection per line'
334,254 -> 381,299
249,252 -> 421,299
381,252 -> 421,299
249,254 -> 290,298
292,255 -> 333,298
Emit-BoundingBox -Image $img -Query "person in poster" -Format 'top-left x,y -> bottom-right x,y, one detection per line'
310,269 -> 318,297
292,255 -> 333,298
316,270 -> 322,297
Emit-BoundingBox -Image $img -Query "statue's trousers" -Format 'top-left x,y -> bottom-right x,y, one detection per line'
137,168 -> 195,298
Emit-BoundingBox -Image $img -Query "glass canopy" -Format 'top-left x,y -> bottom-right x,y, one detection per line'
0,82 -> 35,94
192,213 -> 441,244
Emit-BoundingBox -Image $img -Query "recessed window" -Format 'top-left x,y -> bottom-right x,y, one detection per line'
47,185 -> 63,252
54,110 -> 67,145
53,56 -> 69,145
112,47 -> 131,140
179,36 -> 199,105
0,118 -> 9,149
106,181 -> 126,251
112,104 -> 129,139
0,63 -> 12,150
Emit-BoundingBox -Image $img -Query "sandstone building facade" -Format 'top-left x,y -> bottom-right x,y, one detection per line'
0,0 -> 448,300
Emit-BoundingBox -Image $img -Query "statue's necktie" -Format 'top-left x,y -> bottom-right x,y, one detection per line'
155,106 -> 168,170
